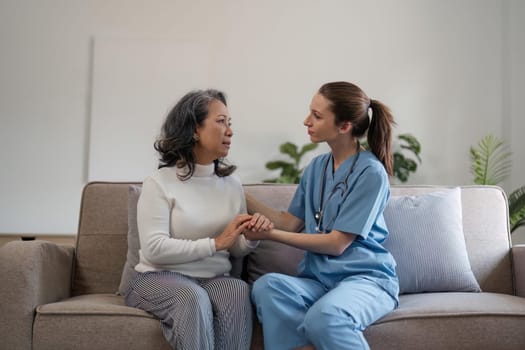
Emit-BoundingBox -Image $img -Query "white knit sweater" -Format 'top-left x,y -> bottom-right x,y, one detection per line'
134,163 -> 257,277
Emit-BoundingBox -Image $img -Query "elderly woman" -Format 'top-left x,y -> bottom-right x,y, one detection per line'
125,89 -> 272,350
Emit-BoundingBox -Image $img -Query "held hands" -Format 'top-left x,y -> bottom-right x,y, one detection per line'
214,213 -> 275,251
244,213 -> 274,241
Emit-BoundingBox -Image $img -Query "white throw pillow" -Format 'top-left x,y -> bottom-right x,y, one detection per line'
383,187 -> 481,294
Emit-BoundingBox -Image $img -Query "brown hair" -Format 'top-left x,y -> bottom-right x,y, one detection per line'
318,81 -> 396,175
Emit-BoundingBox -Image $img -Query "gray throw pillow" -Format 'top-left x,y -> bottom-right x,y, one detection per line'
383,187 -> 481,294
117,185 -> 141,295
245,240 -> 305,284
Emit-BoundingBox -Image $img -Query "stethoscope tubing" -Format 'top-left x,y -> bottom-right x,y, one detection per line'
315,148 -> 360,233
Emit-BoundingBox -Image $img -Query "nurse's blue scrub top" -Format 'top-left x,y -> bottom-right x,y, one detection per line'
288,150 -> 399,300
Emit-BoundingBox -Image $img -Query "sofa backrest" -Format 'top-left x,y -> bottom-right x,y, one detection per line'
71,182 -> 512,296
72,182 -> 140,295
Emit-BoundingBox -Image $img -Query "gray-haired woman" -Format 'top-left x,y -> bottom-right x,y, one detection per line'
124,89 -> 272,350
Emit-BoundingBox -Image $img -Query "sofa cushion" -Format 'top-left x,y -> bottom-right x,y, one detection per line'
365,292 -> 525,350
383,187 -> 481,294
33,294 -> 171,350
117,185 -> 141,295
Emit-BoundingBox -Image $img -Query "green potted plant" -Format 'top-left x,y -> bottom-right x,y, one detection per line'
264,142 -> 318,183
371,133 -> 422,183
470,134 -> 525,233
355,133 -> 422,183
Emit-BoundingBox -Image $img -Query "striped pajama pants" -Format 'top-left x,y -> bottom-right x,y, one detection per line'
125,271 -> 253,350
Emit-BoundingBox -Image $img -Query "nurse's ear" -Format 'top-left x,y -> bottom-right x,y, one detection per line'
338,121 -> 352,134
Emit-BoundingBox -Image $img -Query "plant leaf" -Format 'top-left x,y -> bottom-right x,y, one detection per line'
279,164 -> 299,178
393,154 -> 409,183
277,175 -> 298,184
298,143 -> 318,157
398,133 -> 422,162
264,141 -> 318,183
511,218 -> 525,233
509,186 -> 525,214
280,142 -> 299,161
265,160 -> 294,170
403,158 -> 417,172
470,134 -> 511,185
509,186 -> 525,232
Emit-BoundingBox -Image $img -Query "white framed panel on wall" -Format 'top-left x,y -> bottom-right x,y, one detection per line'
88,38 -> 211,182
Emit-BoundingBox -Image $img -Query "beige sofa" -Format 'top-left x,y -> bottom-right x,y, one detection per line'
2,182 -> 525,350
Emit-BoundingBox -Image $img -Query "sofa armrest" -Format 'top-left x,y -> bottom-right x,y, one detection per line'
512,244 -> 525,298
0,240 -> 75,350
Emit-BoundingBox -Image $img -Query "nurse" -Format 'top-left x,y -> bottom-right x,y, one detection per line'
245,81 -> 399,350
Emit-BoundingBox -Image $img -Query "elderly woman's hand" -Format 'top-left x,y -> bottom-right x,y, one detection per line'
215,214 -> 252,251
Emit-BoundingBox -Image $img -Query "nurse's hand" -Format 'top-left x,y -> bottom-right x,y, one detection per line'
243,228 -> 271,241
247,212 -> 274,232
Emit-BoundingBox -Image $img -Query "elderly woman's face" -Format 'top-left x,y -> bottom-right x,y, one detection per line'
193,99 -> 233,164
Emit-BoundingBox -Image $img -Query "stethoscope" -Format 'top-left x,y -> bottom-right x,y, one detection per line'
314,145 -> 360,233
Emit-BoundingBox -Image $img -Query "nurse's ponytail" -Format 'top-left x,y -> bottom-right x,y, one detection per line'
368,98 -> 395,176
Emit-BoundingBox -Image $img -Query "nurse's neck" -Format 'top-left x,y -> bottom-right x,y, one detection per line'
329,138 -> 360,172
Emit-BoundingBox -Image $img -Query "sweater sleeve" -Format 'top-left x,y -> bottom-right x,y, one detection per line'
137,176 -> 215,265
229,234 -> 259,258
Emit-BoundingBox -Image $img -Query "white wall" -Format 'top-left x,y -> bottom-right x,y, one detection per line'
0,0 -> 523,235
506,0 -> 525,244
508,0 -> 525,189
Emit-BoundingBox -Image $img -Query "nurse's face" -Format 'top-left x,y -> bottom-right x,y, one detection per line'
304,93 -> 340,143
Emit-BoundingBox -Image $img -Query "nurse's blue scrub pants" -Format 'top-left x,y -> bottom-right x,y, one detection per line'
252,272 -> 396,350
